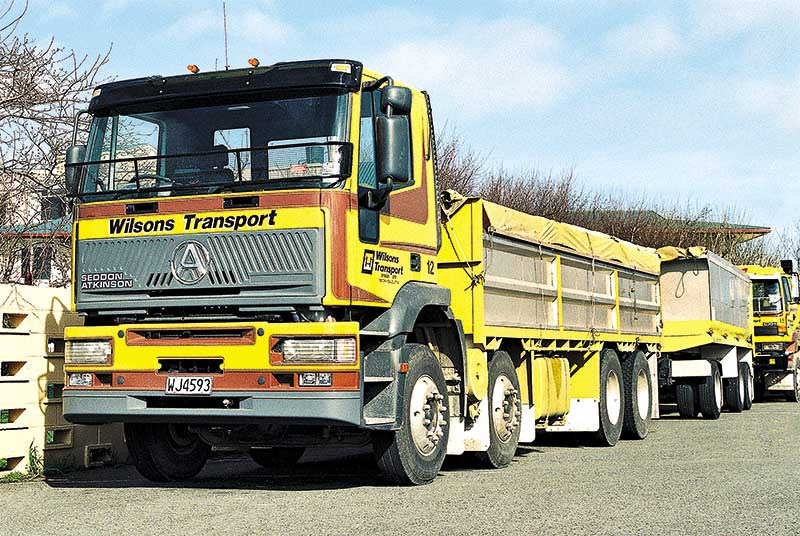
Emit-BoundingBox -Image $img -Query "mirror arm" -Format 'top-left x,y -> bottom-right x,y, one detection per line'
71,109 -> 90,145
361,76 -> 393,92
366,178 -> 394,210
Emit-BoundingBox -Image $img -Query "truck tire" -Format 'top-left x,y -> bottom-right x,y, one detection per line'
741,363 -> 753,410
124,423 -> 211,482
675,383 -> 698,418
475,351 -> 521,468
787,365 -> 800,403
724,364 -> 746,413
249,447 -> 305,474
754,375 -> 766,402
621,350 -> 651,440
698,363 -> 723,419
373,344 -> 449,485
589,348 -> 624,446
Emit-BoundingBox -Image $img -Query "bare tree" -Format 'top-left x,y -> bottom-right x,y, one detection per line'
0,0 -> 110,286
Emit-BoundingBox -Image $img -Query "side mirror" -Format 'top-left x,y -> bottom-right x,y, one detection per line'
381,86 -> 412,115
65,144 -> 86,194
376,116 -> 410,185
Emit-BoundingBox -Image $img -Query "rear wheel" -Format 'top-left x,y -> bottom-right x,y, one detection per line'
589,349 -> 624,446
124,423 -> 211,482
373,344 -> 449,485
621,350 -> 652,440
675,383 -> 698,418
249,447 -> 305,474
724,364 -> 746,413
741,362 -> 753,410
698,364 -> 723,419
475,351 -> 521,468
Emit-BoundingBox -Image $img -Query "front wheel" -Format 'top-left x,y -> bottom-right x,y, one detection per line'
373,344 -> 449,485
787,364 -> 800,403
474,351 -> 521,468
124,423 -> 211,482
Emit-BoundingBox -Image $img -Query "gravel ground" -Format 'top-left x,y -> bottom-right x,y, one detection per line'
2,402 -> 799,536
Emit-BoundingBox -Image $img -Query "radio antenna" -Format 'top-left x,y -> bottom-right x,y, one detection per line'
222,1 -> 229,70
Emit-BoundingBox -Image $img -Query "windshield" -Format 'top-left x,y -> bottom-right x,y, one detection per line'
77,92 -> 350,200
752,279 -> 783,314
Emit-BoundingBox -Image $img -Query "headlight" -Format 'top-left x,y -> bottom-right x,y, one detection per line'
762,342 -> 786,352
65,340 -> 112,364
275,338 -> 356,364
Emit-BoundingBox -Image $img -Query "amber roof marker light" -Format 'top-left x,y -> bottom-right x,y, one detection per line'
187,64 -> 200,74
248,58 -> 260,68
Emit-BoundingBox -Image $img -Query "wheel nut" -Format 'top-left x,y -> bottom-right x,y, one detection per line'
423,404 -> 431,411
423,418 -> 431,425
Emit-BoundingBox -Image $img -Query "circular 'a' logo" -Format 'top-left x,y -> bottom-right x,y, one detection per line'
170,240 -> 211,285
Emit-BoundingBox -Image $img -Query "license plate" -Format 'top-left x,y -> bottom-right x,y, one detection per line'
165,376 -> 213,395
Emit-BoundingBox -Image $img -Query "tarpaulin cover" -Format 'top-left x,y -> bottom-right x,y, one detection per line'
480,200 -> 661,275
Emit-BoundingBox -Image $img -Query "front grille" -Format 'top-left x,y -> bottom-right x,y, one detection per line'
755,325 -> 779,336
75,228 -> 324,311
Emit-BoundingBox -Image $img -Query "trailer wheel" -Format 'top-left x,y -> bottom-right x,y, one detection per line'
589,348 -> 624,446
621,350 -> 651,440
698,363 -> 723,419
675,383 -> 698,418
124,423 -> 211,482
373,344 -> 449,485
475,351 -> 521,468
724,364 -> 746,413
249,447 -> 305,474
741,363 -> 753,410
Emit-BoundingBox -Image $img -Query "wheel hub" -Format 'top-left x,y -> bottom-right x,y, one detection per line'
492,375 -> 520,442
409,375 -> 447,455
606,370 -> 622,425
636,369 -> 649,420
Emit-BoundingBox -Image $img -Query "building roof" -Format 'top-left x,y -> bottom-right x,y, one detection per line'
0,216 -> 71,238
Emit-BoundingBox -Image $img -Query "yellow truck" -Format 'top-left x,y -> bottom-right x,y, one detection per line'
59,59 -> 748,485
739,263 -> 800,401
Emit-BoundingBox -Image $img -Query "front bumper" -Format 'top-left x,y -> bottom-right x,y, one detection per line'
64,320 -> 363,426
64,389 -> 362,425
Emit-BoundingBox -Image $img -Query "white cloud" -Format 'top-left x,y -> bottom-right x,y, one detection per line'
730,73 -> 800,132
364,19 -> 572,118
694,0 -> 800,40
604,17 -> 685,61
45,2 -> 75,18
232,8 -> 293,44
163,8 -> 219,40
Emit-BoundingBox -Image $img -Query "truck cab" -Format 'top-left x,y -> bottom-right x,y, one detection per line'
63,60 -> 457,484
739,264 -> 800,400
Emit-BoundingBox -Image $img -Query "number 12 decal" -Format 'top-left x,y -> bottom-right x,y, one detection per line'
427,260 -> 435,275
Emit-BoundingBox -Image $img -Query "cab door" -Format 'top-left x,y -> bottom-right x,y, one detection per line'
351,87 -> 438,305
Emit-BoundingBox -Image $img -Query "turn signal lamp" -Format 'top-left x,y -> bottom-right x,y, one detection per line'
248,57 -> 260,68
187,64 -> 200,74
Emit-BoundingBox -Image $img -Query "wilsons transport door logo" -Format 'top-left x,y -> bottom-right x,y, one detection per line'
361,249 -> 404,283
171,240 -> 211,285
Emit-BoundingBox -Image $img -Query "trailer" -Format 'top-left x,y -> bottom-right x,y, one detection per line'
658,247 -> 754,417
438,193 -> 661,453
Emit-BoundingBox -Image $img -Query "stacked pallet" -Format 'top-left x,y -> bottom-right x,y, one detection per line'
0,284 -> 127,477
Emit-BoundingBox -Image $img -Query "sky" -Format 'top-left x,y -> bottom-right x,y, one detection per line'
14,0 -> 800,234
